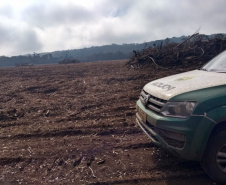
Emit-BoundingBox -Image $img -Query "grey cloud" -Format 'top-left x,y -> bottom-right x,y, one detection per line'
0,4 -> 13,18
1,0 -> 226,56
128,0 -> 226,38
0,26 -> 13,43
0,24 -> 42,55
23,2 -> 99,28
87,0 -> 226,46
96,0 -> 134,17
15,29 -> 42,54
90,25 -> 145,46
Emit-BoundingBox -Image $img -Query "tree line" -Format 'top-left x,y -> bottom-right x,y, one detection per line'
0,34 -> 224,68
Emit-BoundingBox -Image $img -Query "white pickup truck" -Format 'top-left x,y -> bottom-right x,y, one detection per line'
136,50 -> 226,183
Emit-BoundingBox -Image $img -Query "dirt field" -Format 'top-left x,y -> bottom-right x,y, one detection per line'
0,60 -> 216,184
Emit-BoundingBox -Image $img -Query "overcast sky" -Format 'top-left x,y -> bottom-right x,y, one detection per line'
0,0 -> 225,56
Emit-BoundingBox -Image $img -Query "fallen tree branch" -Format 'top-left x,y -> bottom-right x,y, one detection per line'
149,57 -> 169,70
174,32 -> 199,49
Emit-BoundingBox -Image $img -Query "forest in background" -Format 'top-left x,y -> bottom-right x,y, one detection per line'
0,34 -> 224,68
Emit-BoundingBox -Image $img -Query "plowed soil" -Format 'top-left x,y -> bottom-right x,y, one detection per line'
0,60 -> 216,185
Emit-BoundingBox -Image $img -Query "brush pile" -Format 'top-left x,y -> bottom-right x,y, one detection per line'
58,58 -> 80,64
127,33 -> 226,69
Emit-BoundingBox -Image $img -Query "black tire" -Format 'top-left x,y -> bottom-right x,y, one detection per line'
201,129 -> 226,184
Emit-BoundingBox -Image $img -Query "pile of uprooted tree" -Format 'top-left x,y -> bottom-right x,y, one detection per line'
126,33 -> 226,69
58,58 -> 80,64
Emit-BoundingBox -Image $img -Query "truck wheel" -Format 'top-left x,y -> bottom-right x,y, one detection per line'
202,130 -> 226,184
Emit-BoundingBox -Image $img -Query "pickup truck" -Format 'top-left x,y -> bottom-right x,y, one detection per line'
136,50 -> 226,183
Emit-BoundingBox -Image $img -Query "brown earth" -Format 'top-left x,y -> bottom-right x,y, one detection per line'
0,60 -> 216,185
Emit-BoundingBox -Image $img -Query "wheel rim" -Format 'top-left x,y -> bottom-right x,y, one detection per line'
216,143 -> 226,173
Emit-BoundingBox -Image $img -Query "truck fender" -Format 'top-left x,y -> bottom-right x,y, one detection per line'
192,106 -> 226,159
206,106 -> 226,124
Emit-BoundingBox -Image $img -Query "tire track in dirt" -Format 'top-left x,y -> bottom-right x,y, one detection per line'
88,173 -> 212,185
0,126 -> 141,140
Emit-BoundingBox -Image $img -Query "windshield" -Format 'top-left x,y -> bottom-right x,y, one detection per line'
202,50 -> 226,73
